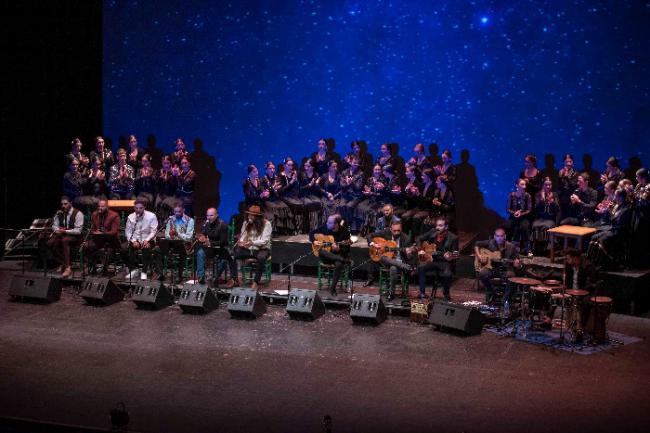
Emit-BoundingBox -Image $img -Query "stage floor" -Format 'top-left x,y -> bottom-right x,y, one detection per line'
1,267 -> 650,433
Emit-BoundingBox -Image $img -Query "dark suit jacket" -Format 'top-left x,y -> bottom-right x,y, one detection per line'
417,229 -> 459,260
90,210 -> 120,235
475,239 -> 519,260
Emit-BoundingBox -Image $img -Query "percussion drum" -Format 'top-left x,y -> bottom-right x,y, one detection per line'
584,296 -> 613,342
529,286 -> 553,312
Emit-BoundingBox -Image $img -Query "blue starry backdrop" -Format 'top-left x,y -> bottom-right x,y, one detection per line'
103,0 -> 649,220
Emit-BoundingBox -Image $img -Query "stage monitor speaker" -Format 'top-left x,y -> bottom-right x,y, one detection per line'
227,287 -> 267,319
428,301 -> 485,336
178,283 -> 218,314
350,293 -> 387,325
286,288 -> 325,320
9,274 -> 61,302
131,281 -> 174,309
79,277 -> 124,306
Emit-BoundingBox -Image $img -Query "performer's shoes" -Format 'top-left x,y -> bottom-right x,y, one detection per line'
61,267 -> 72,278
198,276 -> 206,285
251,281 -> 259,290
225,279 -> 236,288
363,279 -> 374,287
57,265 -> 65,274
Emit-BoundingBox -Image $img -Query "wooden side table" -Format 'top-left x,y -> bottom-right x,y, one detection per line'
547,225 -> 597,262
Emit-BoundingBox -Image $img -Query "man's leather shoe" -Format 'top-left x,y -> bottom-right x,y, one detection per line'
225,279 -> 236,288
363,279 -> 374,287
61,267 -> 72,278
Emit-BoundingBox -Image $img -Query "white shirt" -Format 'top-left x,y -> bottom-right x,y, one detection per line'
125,210 -> 158,243
239,220 -> 272,250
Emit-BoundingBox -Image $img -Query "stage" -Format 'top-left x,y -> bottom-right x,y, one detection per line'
1,264 -> 650,433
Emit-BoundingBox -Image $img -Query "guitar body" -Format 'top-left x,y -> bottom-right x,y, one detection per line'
417,241 -> 438,264
312,233 -> 335,257
474,247 -> 503,272
369,237 -> 399,262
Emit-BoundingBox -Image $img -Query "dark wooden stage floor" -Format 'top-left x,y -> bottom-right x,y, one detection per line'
1,263 -> 650,433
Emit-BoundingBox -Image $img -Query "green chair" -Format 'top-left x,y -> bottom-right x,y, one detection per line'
240,252 -> 272,287
378,265 -> 409,297
317,261 -> 350,291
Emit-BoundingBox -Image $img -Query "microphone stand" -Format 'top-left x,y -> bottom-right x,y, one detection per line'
348,258 -> 373,304
126,216 -> 141,294
278,251 -> 313,292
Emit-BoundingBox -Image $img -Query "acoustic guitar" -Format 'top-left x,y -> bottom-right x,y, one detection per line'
369,237 -> 400,262
417,241 -> 459,264
312,233 -> 352,257
474,247 -> 517,272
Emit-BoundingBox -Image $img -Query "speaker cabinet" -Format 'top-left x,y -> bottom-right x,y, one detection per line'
286,288 -> 325,320
79,277 -> 124,306
178,283 -> 218,314
131,281 -> 174,309
9,274 -> 61,302
428,301 -> 485,335
350,294 -> 387,325
227,287 -> 267,319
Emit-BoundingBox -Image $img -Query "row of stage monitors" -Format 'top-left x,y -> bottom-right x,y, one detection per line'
7,274 -> 485,333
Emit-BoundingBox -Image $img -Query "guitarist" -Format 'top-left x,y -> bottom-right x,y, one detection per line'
195,207 -> 238,287
233,205 -> 272,290
309,214 -> 352,296
366,221 -> 414,300
474,227 -> 521,304
415,216 -> 458,300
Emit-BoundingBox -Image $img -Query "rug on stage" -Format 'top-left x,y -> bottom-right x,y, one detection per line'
484,319 -> 642,355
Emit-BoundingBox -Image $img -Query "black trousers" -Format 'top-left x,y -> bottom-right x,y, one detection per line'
233,247 -> 270,283
417,260 -> 453,297
319,250 -> 349,292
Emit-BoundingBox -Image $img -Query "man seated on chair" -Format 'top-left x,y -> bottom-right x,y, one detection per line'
40,195 -> 85,278
474,227 -> 523,304
310,214 -> 352,296
123,199 -> 158,280
367,220 -> 414,300
415,216 -> 458,301
363,203 -> 401,287
195,207 -> 237,287
233,205 -> 272,290
564,248 -> 599,294
83,199 -> 120,275
154,203 -> 194,282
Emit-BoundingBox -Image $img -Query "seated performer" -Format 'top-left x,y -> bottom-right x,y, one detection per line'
261,160 -> 292,233
474,228 -> 522,304
175,157 -> 196,216
415,216 -> 458,300
122,200 -> 158,280
367,220 -> 414,300
134,154 -> 157,209
109,148 -> 136,199
170,137 -> 191,167
590,188 -> 633,266
564,248 -> 599,294
631,168 -> 650,266
40,196 -> 84,278
398,163 -> 423,236
125,134 -> 143,172
318,160 -> 343,219
233,205 -> 273,290
505,178 -> 533,254
356,164 -> 387,231
364,203 -> 400,286
89,136 -> 115,173
434,149 -> 457,189
65,137 -> 89,174
155,204 -> 195,282
62,158 -> 85,205
155,156 -> 179,216
278,157 -> 302,233
560,173 -> 597,226
298,158 -> 323,232
339,154 -> 365,232
195,207 -> 237,287
558,153 -> 579,217
310,214 -> 352,296
83,156 -> 109,206
311,138 -> 336,176
83,199 -> 120,275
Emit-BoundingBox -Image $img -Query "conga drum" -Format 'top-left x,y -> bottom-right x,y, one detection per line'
565,289 -> 589,334
584,296 -> 613,342
529,286 -> 553,312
